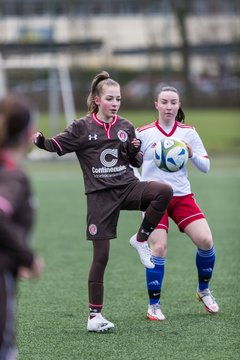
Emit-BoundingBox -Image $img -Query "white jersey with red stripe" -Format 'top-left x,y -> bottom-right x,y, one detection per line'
135,120 -> 210,196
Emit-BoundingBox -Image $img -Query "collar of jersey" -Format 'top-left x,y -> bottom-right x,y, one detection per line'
92,113 -> 118,127
155,119 -> 177,137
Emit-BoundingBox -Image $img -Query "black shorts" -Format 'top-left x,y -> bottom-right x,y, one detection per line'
86,181 -> 149,240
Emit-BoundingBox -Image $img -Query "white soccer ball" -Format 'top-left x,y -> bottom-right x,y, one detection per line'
153,138 -> 188,172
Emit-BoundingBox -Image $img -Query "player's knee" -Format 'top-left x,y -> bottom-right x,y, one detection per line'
152,242 -> 167,257
198,234 -> 213,250
163,183 -> 173,202
101,252 -> 109,267
95,251 -> 109,268
155,183 -> 173,204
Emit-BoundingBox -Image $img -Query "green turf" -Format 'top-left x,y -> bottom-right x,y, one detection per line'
37,109 -> 240,155
17,158 -> 240,360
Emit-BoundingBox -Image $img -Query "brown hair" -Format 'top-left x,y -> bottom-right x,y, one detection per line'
158,86 -> 185,123
87,70 -> 120,114
0,94 -> 33,148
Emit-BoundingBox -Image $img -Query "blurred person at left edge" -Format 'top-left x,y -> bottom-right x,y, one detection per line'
0,94 -> 44,360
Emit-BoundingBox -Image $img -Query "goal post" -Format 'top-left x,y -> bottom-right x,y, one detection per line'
58,65 -> 76,126
0,54 -> 7,98
0,55 -> 76,133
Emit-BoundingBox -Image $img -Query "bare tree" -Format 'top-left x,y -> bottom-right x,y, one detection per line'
169,0 -> 193,104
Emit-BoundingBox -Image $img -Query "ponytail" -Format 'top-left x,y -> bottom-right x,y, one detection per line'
176,107 -> 185,123
87,70 -> 120,114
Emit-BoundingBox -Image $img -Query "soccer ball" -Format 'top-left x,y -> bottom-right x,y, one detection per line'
153,138 -> 188,172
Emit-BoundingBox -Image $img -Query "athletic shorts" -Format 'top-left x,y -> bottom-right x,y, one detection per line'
156,193 -> 205,232
86,181 -> 150,240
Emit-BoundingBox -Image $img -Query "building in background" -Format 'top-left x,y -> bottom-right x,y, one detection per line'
0,0 -> 239,108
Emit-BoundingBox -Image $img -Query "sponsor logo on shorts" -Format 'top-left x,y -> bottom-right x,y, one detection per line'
89,224 -> 97,236
117,130 -> 128,142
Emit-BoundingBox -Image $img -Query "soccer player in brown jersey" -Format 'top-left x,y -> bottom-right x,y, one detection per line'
0,94 -> 44,359
33,71 -> 173,332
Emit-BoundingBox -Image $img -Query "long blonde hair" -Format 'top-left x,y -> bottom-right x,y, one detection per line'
87,70 -> 120,114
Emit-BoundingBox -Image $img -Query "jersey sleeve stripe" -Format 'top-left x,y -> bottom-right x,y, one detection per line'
51,138 -> 63,153
137,122 -> 156,132
177,123 -> 194,129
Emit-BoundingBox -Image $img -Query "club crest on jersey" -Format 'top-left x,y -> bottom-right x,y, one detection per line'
117,130 -> 128,142
89,134 -> 98,141
89,224 -> 97,236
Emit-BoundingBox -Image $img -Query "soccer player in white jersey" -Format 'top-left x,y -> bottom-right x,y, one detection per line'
135,86 -> 219,320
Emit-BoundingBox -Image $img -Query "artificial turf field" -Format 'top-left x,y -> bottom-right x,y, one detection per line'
17,109 -> 240,359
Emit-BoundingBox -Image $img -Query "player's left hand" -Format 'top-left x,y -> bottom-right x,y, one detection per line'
131,138 -> 141,149
184,142 -> 193,158
128,138 -> 141,157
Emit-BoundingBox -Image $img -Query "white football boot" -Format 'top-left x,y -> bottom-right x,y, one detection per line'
129,234 -> 154,269
87,313 -> 114,332
196,288 -> 219,313
147,303 -> 166,321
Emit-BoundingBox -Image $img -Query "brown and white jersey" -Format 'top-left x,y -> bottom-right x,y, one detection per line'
44,114 -> 143,193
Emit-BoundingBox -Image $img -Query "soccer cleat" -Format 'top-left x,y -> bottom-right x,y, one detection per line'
87,313 -> 114,332
147,303 -> 166,321
129,234 -> 154,269
196,288 -> 219,314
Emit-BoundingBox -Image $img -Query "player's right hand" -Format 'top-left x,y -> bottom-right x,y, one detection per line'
32,131 -> 43,144
32,132 -> 46,149
18,255 -> 44,279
